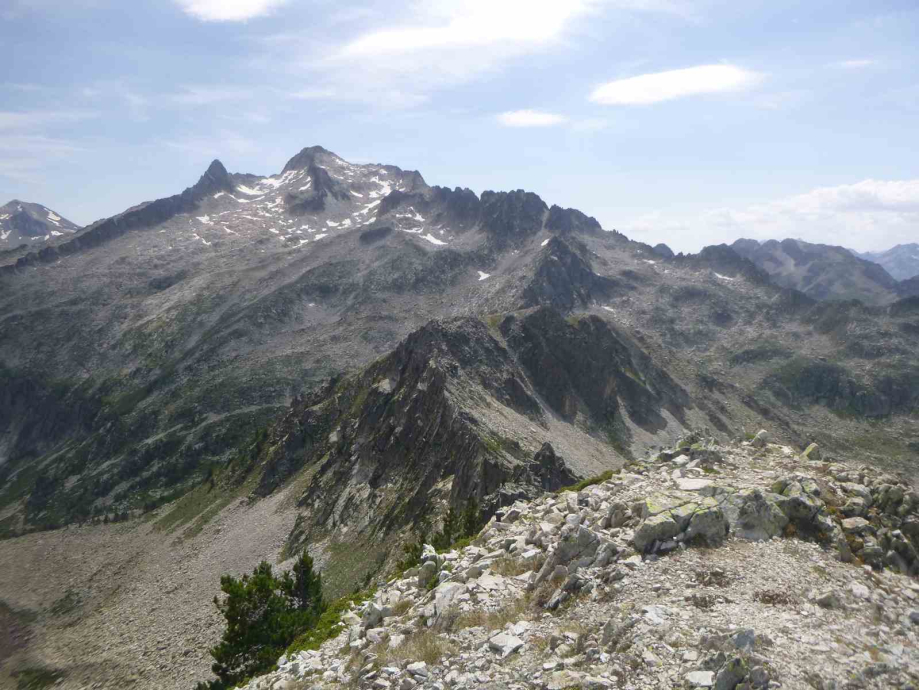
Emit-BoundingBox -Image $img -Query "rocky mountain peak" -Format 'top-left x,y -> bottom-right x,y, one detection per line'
481,189 -> 549,245
281,145 -> 339,173
191,159 -> 233,198
0,199 -> 79,247
727,237 -> 902,303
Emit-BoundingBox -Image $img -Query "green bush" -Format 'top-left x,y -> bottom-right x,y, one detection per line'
197,551 -> 325,690
287,587 -> 375,655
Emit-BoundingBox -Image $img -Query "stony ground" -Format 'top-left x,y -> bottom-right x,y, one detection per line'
244,433 -> 919,690
0,483 -> 301,690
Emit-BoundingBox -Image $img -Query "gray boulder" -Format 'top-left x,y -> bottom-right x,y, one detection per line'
685,504 -> 729,546
722,489 -> 788,540
633,513 -> 680,553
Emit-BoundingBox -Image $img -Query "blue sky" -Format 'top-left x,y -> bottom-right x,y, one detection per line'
2,0 -> 917,252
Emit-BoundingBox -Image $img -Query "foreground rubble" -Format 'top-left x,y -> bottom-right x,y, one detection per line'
238,433 -> 919,690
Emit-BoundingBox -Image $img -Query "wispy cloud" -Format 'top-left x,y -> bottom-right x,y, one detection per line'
834,59 -> 878,69
174,0 -> 289,22
624,179 -> 919,252
267,0 -> 683,109
496,109 -> 568,127
0,135 -> 89,183
0,109 -> 99,131
590,64 -> 761,105
171,86 -> 254,106
286,87 -> 429,110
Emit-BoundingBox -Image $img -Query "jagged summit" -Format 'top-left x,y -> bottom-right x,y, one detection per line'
192,159 -> 233,197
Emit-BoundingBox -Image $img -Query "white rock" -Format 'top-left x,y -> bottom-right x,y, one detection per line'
406,661 -> 428,677
685,670 -> 715,687
488,631 -> 525,658
850,582 -> 870,599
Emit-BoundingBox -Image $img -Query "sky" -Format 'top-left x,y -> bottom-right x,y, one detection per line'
1,0 -> 918,253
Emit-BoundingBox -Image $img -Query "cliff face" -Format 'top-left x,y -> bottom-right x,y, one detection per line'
253,309 -> 692,590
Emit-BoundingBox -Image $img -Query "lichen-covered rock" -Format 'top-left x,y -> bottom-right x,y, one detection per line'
686,504 -> 729,546
714,656 -> 749,690
801,442 -> 821,461
633,513 -> 680,553
722,489 -> 788,540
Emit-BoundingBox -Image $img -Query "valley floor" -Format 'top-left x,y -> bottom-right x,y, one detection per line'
0,482 -> 300,689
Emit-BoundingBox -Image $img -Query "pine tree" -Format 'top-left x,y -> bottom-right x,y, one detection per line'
461,498 -> 481,538
205,553 -> 327,689
281,551 -> 323,616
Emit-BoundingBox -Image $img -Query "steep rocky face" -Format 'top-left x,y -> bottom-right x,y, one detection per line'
252,310 -> 692,587
499,307 -> 689,436
854,242 -> 919,281
480,190 -> 548,246
519,238 -> 624,312
0,200 -> 79,249
730,237 -> 901,305
898,276 -> 919,299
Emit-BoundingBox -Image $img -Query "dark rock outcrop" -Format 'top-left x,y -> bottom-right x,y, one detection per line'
480,190 -> 547,246
520,237 -> 622,311
500,307 -> 690,434
546,205 -> 601,236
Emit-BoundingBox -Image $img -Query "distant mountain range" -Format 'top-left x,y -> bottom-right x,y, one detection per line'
0,199 -> 79,249
850,243 -> 919,281
730,237 -> 918,305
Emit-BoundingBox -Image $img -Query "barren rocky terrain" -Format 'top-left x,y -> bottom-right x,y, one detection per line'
236,432 -> 919,690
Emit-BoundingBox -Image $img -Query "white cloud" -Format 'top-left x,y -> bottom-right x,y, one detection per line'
623,179 -> 919,253
497,110 -> 568,127
338,1 -> 587,58
269,0 -> 682,109
834,59 -> 878,69
590,64 -> 761,105
175,0 -> 288,22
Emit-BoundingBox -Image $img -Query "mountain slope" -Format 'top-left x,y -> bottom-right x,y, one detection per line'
730,237 -> 901,305
1,145 -> 918,690
854,243 -> 919,281
2,147 -> 918,542
0,200 -> 78,249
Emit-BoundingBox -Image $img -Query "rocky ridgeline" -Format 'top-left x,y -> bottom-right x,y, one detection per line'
236,433 -> 919,690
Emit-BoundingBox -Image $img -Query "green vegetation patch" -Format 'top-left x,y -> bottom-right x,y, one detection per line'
286,587 -> 375,655
559,470 -> 614,493
13,667 -> 63,690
